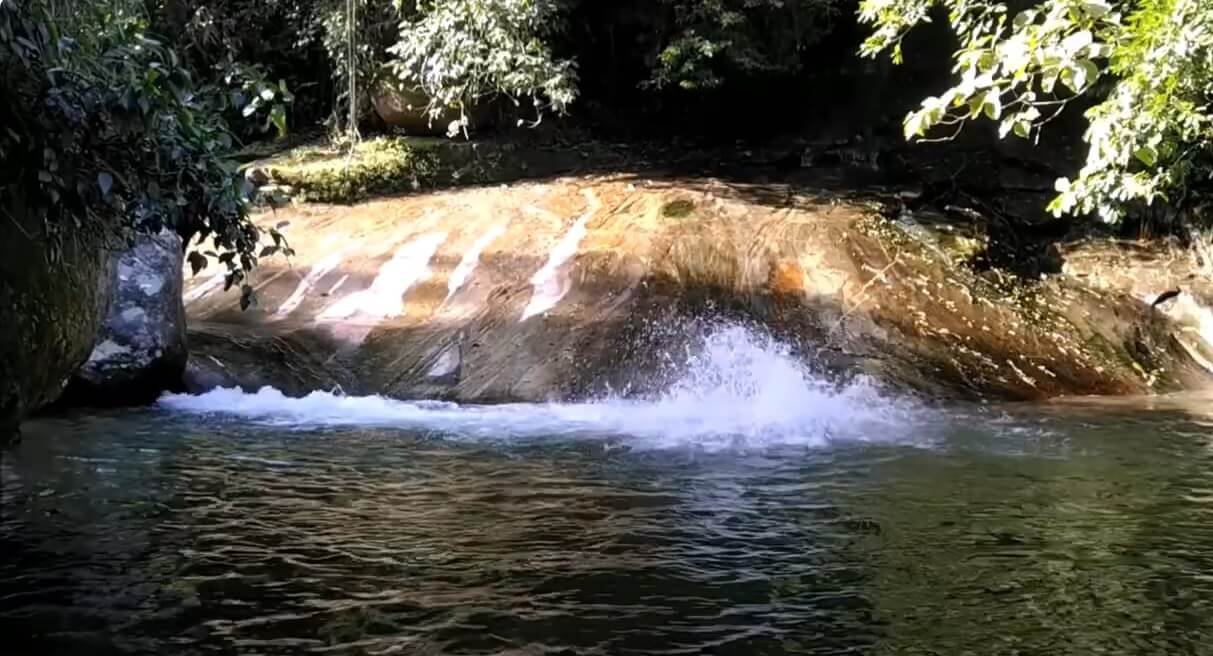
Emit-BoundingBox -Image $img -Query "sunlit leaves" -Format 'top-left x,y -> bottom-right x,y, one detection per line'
861,0 -> 1213,223
387,0 -> 578,130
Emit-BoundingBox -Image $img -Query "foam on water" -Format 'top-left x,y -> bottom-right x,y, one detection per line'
159,325 -> 927,451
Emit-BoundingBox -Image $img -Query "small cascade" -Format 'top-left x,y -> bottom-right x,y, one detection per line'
160,323 -> 924,451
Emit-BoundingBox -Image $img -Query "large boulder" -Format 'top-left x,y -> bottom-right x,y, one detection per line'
183,176 -> 1212,403
63,230 -> 188,406
371,83 -> 463,136
371,83 -> 491,136
0,198 -> 116,443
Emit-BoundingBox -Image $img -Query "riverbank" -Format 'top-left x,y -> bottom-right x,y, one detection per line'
6,134 -> 1213,443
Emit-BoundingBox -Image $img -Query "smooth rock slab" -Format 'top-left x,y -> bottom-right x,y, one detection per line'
184,176 -> 1213,402
65,230 -> 187,405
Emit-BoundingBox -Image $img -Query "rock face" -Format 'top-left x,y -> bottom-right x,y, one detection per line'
372,84 -> 477,136
64,230 -> 187,406
0,201 -> 116,443
184,175 -> 1213,403
1060,238 -> 1213,377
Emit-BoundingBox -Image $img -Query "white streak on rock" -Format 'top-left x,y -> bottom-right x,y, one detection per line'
427,344 -> 460,379
521,190 -> 600,321
273,251 -> 345,320
184,271 -> 227,303
446,224 -> 507,302
326,274 -> 351,297
318,233 -> 447,325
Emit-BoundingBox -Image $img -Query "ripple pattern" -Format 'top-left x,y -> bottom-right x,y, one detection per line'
3,404 -> 1213,655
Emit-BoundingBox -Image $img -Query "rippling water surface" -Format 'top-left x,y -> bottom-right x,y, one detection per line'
5,329 -> 1213,655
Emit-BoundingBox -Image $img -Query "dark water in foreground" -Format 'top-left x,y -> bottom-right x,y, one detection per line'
4,394 -> 1213,655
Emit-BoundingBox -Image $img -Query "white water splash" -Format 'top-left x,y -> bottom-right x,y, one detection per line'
446,224 -> 508,302
317,233 -> 446,325
273,251 -> 345,320
1151,291 -> 1213,373
160,325 -> 926,451
521,190 -> 601,321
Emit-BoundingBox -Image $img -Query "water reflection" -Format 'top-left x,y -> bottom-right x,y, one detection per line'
851,405 -> 1213,655
3,404 -> 1213,655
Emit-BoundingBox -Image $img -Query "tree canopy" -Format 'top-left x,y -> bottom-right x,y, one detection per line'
860,0 -> 1213,222
5,0 -> 1211,290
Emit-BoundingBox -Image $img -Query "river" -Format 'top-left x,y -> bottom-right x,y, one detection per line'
3,327 -> 1213,654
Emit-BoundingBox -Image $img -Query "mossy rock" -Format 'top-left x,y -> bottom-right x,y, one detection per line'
661,199 -> 696,219
254,137 -> 516,204
0,197 -> 117,442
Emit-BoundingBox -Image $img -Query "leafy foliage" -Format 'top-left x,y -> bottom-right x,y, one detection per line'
387,0 -> 578,135
645,0 -> 843,91
151,0 -> 322,138
0,0 -> 287,309
139,0 -> 854,138
860,0 -> 1213,222
318,0 -> 402,137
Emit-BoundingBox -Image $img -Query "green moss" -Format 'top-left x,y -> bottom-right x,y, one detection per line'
257,136 -> 512,204
661,199 -> 696,219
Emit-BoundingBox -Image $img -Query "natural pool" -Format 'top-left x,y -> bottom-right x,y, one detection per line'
4,328 -> 1213,655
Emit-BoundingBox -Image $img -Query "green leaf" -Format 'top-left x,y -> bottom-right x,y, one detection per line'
994,118 -> 1014,140
1061,31 -> 1093,55
1081,1 -> 1112,18
1079,60 -> 1099,87
268,105 -> 288,139
903,113 -> 923,140
1134,145 -> 1158,167
1041,69 -> 1059,94
981,91 -> 1002,120
239,284 -> 255,311
187,251 -> 207,276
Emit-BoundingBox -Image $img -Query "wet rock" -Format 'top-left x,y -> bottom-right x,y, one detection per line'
183,323 -> 355,397
183,176 -> 1213,403
64,230 -> 187,406
1060,239 -> 1213,377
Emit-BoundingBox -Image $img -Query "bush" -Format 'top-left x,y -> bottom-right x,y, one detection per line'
0,0 -> 282,308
